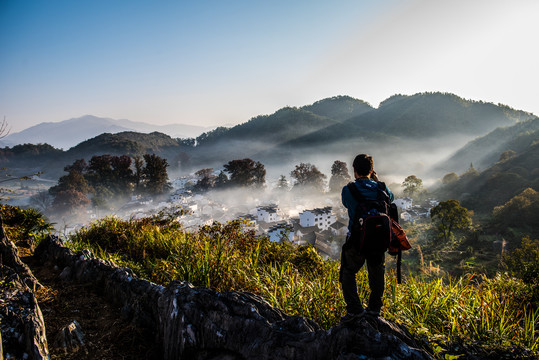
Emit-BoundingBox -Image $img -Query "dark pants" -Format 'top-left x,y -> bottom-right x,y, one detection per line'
339,240 -> 385,314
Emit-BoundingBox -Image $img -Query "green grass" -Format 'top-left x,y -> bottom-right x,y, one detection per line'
66,215 -> 538,358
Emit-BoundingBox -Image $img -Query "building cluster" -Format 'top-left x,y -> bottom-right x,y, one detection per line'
394,197 -> 439,222
83,175 -> 439,259
236,205 -> 347,259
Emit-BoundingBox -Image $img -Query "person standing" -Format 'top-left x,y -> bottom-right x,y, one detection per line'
340,154 -> 393,321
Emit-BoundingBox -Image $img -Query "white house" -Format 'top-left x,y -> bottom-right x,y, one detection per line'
394,197 -> 413,210
299,207 -> 336,231
256,205 -> 280,223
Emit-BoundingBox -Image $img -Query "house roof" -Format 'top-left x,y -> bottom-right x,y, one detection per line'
300,206 -> 333,216
330,221 -> 346,230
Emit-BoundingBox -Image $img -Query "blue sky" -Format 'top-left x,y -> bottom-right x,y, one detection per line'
1,0 -> 538,132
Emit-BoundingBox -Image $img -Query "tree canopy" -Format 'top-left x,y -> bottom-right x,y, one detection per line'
223,159 -> 266,188
328,160 -> 351,193
430,200 -> 472,242
402,175 -> 423,198
290,163 -> 327,192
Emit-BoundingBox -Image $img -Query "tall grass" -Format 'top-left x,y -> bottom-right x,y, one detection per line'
68,215 -> 538,356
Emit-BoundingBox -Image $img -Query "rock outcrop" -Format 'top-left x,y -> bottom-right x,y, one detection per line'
32,235 -> 433,360
2,231 -> 433,359
0,265 -> 49,360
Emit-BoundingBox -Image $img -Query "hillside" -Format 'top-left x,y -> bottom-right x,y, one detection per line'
0,115 -> 210,149
435,140 -> 539,215
439,117 -> 539,174
0,131 -> 188,180
1,92 -> 537,181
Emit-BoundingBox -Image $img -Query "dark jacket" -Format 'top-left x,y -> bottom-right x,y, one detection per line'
341,179 -> 394,232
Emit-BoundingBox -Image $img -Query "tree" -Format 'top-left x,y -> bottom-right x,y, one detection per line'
29,191 -> 53,212
142,154 -> 170,195
214,171 -> 229,189
133,155 -> 144,193
86,155 -> 114,189
442,172 -> 458,185
499,150 -> 516,163
402,175 -> 423,198
223,159 -> 266,188
110,155 -> 134,195
49,159 -> 93,196
52,189 -> 91,214
492,188 -> 539,229
328,160 -> 351,193
430,200 -> 472,242
195,168 -> 216,192
504,236 -> 539,286
290,163 -> 327,192
275,175 -> 289,192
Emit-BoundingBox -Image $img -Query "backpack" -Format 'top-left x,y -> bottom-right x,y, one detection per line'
346,182 -> 392,254
347,182 -> 411,283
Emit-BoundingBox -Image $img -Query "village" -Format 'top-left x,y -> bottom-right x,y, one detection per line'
103,174 -> 439,260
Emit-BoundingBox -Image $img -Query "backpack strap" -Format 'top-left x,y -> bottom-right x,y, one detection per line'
346,182 -> 365,203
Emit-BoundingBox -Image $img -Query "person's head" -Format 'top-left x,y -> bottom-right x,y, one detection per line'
352,154 -> 374,178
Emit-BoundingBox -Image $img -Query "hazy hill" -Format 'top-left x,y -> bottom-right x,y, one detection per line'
2,93 -> 537,182
435,139 -> 539,214
243,93 -> 534,177
439,117 -> 539,174
299,95 -> 373,121
0,131 -> 188,180
1,115 -> 210,149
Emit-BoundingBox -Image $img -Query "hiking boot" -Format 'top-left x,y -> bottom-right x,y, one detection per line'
340,310 -> 365,323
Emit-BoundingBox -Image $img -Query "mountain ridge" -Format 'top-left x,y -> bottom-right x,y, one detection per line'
2,115 -> 212,149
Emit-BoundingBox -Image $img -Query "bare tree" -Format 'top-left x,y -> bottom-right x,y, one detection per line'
0,116 -> 10,139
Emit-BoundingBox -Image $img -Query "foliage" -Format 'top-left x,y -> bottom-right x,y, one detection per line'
194,168 -> 216,192
52,189 -> 91,214
402,175 -> 423,198
0,204 -> 54,241
142,154 -> 171,194
290,163 -> 327,192
328,160 -> 351,193
442,172 -> 458,185
492,188 -> 539,233
430,200 -> 472,242
48,159 -> 93,196
67,214 -> 539,357
504,236 -> 539,292
223,158 -> 266,188
274,175 -> 289,191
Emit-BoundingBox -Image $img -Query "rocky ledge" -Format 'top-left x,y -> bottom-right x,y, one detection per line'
2,233 -> 434,359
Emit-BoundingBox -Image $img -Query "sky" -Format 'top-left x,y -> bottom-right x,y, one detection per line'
1,0 -> 538,133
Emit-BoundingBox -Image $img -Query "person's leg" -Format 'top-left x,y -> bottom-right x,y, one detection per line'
339,243 -> 366,314
366,251 -> 385,314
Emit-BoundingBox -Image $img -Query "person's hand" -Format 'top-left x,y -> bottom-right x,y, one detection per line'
371,171 -> 379,181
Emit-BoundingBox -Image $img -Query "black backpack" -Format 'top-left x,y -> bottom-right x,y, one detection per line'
346,182 -> 392,254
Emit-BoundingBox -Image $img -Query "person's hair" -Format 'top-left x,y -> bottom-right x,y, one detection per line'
353,154 -> 374,176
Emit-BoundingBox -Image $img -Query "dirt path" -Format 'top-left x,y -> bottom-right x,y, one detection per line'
18,246 -> 159,359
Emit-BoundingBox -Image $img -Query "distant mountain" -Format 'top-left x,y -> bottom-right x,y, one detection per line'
0,115 -> 211,149
227,93 -> 535,176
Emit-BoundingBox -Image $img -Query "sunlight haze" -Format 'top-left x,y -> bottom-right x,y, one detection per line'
1,0 -> 538,133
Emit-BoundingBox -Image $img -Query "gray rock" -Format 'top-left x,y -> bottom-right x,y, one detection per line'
34,235 -> 434,360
